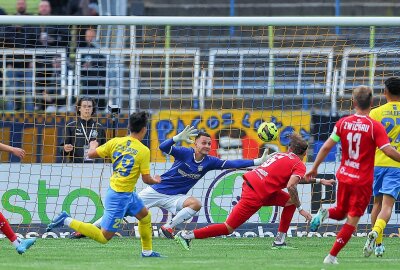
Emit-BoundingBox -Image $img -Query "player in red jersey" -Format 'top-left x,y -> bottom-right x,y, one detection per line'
306,85 -> 400,265
174,133 -> 335,250
0,142 -> 36,254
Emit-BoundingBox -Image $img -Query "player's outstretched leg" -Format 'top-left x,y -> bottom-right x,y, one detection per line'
160,225 -> 175,239
16,238 -> 37,254
323,254 -> 339,264
310,208 -> 328,232
375,244 -> 385,257
363,230 -> 378,257
174,231 -> 191,250
46,211 -> 70,232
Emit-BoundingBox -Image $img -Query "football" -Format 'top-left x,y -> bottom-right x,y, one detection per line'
257,122 -> 278,142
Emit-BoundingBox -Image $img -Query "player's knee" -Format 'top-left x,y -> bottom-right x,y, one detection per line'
225,223 -> 234,234
192,201 -> 202,211
101,232 -> 113,243
139,212 -> 151,224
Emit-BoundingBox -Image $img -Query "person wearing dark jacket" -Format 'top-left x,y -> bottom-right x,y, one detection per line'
61,96 -> 106,163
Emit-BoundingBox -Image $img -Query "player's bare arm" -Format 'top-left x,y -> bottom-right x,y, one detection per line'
0,143 -> 25,159
287,175 -> 312,221
142,174 -> 161,185
287,175 -> 301,208
306,138 -> 336,180
381,145 -> 400,163
299,178 -> 336,186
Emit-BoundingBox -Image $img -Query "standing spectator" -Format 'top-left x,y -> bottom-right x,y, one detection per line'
305,85 -> 400,264
48,0 -> 69,15
42,56 -> 67,112
60,96 -> 106,163
80,28 -> 107,111
33,0 -> 70,108
67,0 -> 99,49
33,1 -> 69,49
4,0 -> 35,111
363,77 -> 400,257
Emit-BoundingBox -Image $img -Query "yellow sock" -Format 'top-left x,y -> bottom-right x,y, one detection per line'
138,213 -> 152,251
372,218 -> 387,245
69,219 -> 108,244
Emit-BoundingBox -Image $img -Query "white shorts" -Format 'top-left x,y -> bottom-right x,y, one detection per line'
138,186 -> 190,214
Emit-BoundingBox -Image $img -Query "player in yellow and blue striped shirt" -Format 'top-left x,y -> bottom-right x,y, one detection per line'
47,111 -> 164,257
364,77 -> 400,258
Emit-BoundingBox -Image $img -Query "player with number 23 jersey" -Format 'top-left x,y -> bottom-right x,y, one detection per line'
97,136 -> 150,193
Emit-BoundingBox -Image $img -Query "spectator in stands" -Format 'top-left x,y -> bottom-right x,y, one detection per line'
48,0 -> 69,15
34,1 -> 69,48
79,28 -> 107,111
3,0 -> 36,111
33,0 -> 70,110
67,0 -> 99,16
87,2 -> 99,16
42,56 -> 68,112
67,0 -> 99,48
60,96 -> 106,163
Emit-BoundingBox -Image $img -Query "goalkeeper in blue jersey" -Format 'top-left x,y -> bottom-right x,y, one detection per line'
139,126 -> 274,239
47,111 -> 164,257
70,126 -> 274,240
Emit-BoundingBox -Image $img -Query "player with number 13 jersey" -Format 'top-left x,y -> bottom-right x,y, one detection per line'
332,114 -> 389,187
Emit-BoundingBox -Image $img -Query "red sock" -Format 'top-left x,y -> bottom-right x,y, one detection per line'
328,208 -> 346,221
0,212 -> 17,242
329,223 -> 355,257
194,223 -> 230,239
278,204 -> 296,233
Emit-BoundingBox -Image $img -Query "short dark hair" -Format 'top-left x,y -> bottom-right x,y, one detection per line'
384,77 -> 400,96
76,96 -> 97,115
289,133 -> 308,156
195,130 -> 211,140
352,85 -> 372,110
129,111 -> 149,133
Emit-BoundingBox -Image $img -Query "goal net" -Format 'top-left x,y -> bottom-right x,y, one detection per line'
0,16 -> 399,239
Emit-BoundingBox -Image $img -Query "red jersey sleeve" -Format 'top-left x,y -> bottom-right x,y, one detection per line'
373,120 -> 390,149
333,118 -> 344,138
292,160 -> 306,179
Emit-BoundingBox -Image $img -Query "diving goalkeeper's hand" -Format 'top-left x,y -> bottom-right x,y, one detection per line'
173,125 -> 198,144
254,149 -> 278,166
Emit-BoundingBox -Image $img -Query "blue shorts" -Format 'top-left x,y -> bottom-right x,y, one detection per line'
373,167 -> 400,199
101,188 -> 145,232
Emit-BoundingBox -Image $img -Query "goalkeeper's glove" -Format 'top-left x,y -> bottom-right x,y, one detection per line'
253,149 -> 278,166
173,125 -> 198,144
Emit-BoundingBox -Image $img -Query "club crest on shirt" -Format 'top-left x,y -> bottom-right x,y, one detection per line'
198,165 -> 203,172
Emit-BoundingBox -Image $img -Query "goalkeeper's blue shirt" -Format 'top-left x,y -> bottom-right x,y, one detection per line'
151,139 -> 255,195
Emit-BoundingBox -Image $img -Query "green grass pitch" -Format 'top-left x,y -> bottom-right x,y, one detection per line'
0,237 -> 399,269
